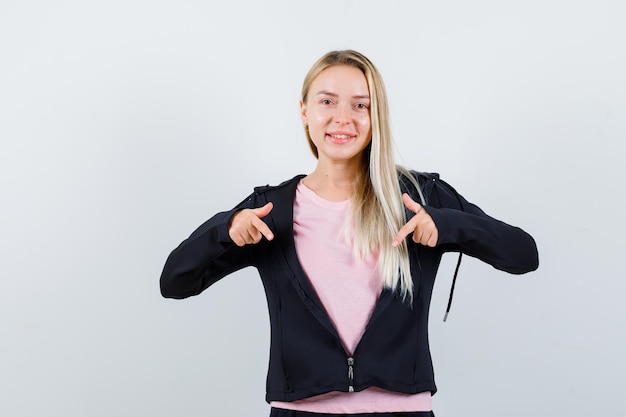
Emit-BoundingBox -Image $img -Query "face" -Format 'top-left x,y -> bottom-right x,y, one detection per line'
301,65 -> 372,166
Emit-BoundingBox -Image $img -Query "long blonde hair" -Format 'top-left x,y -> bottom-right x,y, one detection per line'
301,50 -> 423,301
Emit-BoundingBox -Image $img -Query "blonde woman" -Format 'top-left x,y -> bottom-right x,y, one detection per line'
160,50 -> 539,417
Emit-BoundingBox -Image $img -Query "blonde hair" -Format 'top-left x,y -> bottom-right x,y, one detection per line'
301,50 -> 423,301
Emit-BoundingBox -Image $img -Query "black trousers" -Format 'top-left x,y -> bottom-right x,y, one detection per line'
270,408 -> 435,417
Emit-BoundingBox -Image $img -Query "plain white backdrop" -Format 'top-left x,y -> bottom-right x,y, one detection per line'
1,1 -> 625,416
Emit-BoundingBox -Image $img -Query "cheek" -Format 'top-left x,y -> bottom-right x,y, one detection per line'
356,115 -> 371,131
307,122 -> 326,142
309,111 -> 332,130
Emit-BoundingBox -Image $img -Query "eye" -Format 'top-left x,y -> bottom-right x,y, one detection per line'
321,98 -> 334,105
355,103 -> 369,110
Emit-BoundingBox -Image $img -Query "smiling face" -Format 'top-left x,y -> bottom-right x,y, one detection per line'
300,65 -> 372,167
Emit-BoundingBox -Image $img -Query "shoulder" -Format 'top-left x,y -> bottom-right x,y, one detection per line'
399,169 -> 464,210
399,169 -> 439,185
398,169 -> 439,201
253,174 -> 306,193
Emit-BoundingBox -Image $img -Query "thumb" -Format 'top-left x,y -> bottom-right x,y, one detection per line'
253,202 -> 273,218
402,193 -> 422,214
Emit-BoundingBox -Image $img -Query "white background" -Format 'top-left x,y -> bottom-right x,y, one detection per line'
1,1 -> 625,416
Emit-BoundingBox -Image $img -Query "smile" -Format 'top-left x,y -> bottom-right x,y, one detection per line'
326,133 -> 355,145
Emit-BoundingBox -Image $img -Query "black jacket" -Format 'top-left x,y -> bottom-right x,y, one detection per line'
159,172 -> 539,403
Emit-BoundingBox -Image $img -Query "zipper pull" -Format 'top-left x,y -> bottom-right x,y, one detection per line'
347,357 -> 354,392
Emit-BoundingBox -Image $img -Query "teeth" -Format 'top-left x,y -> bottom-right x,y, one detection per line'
330,134 -> 350,139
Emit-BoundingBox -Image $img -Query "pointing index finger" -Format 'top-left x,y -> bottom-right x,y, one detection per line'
252,216 -> 274,241
392,217 -> 417,247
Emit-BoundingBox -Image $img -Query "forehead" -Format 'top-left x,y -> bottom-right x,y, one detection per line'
310,65 -> 369,96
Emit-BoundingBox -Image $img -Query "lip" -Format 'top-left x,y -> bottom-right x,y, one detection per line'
326,131 -> 356,144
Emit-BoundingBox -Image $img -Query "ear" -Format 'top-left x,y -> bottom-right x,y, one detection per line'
300,100 -> 308,126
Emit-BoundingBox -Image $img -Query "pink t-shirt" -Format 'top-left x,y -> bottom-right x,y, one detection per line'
270,181 -> 432,413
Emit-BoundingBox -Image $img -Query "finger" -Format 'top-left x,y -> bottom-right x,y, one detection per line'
402,193 -> 422,214
252,202 -> 274,218
426,232 -> 439,248
230,218 -> 262,245
231,232 -> 246,247
415,225 -> 438,247
248,228 -> 262,244
251,216 -> 274,241
392,218 -> 418,247
413,228 -> 424,245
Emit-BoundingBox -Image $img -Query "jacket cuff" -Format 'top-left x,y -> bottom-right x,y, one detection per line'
420,205 -> 453,246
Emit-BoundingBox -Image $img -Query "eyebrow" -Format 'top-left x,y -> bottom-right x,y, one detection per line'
315,90 -> 371,100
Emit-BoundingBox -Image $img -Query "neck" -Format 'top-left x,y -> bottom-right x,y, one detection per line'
304,159 -> 362,202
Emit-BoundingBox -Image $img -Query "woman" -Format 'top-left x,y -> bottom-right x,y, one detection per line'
160,50 -> 539,416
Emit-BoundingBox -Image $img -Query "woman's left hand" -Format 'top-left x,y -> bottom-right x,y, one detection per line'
392,193 -> 439,248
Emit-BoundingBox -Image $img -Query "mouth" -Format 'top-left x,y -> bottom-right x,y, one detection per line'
326,133 -> 356,144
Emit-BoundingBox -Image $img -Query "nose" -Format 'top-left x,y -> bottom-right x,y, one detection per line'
333,103 -> 351,125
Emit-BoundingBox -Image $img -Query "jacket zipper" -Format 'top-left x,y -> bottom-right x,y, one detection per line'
347,357 -> 354,392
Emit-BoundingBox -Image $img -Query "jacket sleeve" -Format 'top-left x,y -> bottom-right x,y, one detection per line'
421,177 -> 539,274
159,193 -> 257,299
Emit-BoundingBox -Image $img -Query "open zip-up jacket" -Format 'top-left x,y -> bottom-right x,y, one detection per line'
159,171 -> 539,403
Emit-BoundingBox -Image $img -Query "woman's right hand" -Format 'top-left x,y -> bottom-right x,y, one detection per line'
228,202 -> 275,246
